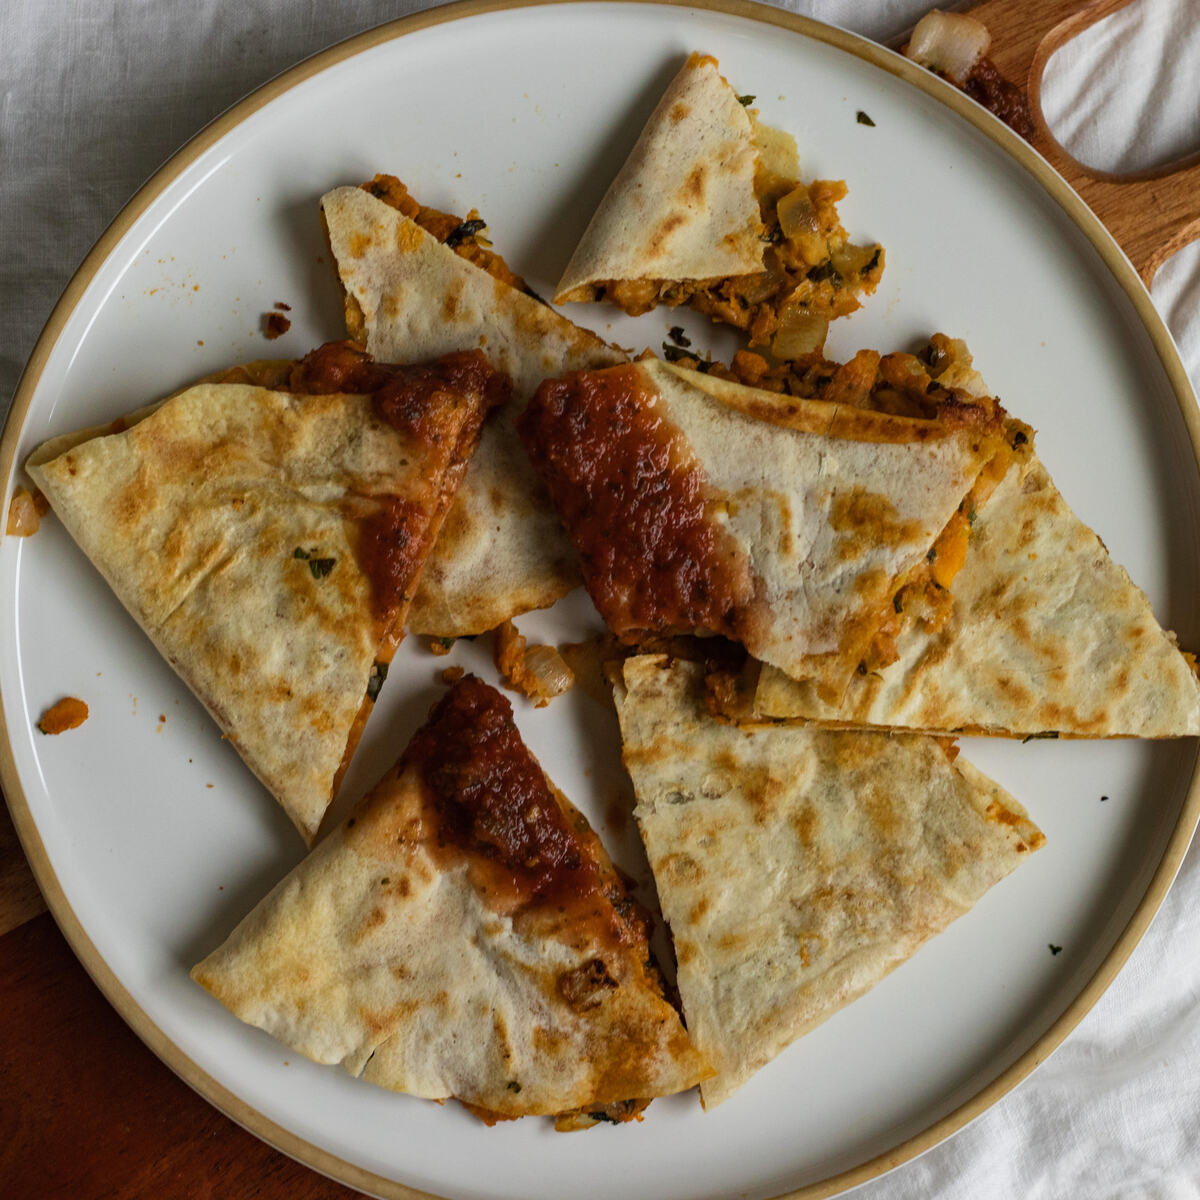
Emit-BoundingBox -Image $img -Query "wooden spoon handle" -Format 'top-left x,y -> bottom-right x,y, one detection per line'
958,0 -> 1200,284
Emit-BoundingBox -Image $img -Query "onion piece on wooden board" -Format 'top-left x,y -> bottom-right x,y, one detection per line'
906,10 -> 991,85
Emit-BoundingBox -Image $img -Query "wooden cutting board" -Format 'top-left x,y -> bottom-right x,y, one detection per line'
3,2 -> 1198,1197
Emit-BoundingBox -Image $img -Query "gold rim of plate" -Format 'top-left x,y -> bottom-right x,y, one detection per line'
1,2 -> 1198,1198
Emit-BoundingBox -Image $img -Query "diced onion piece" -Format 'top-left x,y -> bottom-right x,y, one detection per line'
831,242 -> 880,280
776,185 -> 819,240
772,308 -> 829,359
493,620 -> 575,706
520,645 -> 575,705
906,10 -> 991,85
736,258 -> 788,306
6,487 -> 42,537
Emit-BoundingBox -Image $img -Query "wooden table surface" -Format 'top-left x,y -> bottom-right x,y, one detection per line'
0,800 -> 361,1199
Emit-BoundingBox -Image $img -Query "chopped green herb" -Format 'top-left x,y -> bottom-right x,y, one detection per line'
856,110 -> 876,127
587,1111 -> 621,1124
760,223 -> 784,245
1049,944 -> 1063,956
737,94 -> 755,107
863,247 -> 882,274
436,636 -> 456,650
926,546 -> 938,562
923,342 -> 945,368
1100,794 -> 1109,802
668,326 -> 691,348
308,557 -> 336,579
807,260 -> 838,283
967,507 -> 978,525
506,1081 -> 522,1093
856,661 -> 867,676
445,218 -> 487,248
893,593 -> 904,614
292,547 -> 310,560
366,660 -> 389,703
1021,731 -> 1060,743
1012,429 -> 1029,446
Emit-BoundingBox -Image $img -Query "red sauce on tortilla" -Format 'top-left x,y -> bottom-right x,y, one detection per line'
357,497 -> 429,621
289,341 -> 510,445
402,676 -> 605,909
517,364 -> 754,641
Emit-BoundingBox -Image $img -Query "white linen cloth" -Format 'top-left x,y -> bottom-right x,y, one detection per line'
3,1 -> 1199,1197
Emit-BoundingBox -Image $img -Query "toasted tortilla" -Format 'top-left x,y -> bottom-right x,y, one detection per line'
518,357 -> 1013,701
321,184 -> 625,636
193,675 -> 710,1125
555,53 -> 764,301
553,53 -> 884,353
740,451 -> 1200,736
613,655 -> 1043,1108
27,348 -> 504,841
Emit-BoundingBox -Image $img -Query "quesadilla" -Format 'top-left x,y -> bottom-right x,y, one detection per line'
517,356 -> 1016,702
553,53 -> 884,356
26,342 -> 507,842
613,654 -> 1043,1108
701,336 -> 1200,737
730,450 -> 1200,737
321,178 -> 625,636
193,674 -> 711,1126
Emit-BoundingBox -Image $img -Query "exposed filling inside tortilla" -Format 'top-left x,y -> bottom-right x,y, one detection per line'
571,114 -> 884,354
666,333 -> 1027,666
518,358 -> 1014,699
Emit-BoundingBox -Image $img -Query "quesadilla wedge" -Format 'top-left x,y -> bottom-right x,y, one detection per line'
517,356 -> 1016,702
321,178 -> 625,637
726,449 -> 1200,737
553,52 -> 884,356
27,342 -> 507,842
192,674 -> 711,1126
613,654 -> 1043,1108
699,336 -> 1200,737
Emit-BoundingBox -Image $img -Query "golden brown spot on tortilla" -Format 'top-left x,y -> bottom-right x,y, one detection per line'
852,566 -> 888,598
391,963 -> 412,981
676,940 -> 696,967
791,803 -> 817,848
395,221 -> 424,254
670,102 -> 690,123
442,279 -> 464,322
381,292 -> 402,320
658,851 -> 701,883
348,232 -> 372,258
688,895 -> 710,925
860,781 -> 898,838
831,487 -> 926,562
682,164 -> 707,203
647,213 -> 686,259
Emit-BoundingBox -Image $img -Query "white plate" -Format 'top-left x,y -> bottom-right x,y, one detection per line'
3,4 -> 1199,1199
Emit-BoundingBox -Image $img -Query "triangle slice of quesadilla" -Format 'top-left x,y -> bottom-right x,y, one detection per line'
740,449 -> 1200,736
518,356 -> 1016,702
27,343 -> 507,842
553,52 -> 884,356
192,674 -> 711,1127
693,333 -> 1200,737
321,180 -> 625,637
612,655 -> 1043,1108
